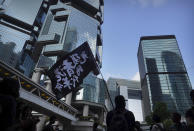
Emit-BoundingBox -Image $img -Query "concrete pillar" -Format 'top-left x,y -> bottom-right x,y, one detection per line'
105,98 -> 110,111
63,119 -> 72,131
65,92 -> 72,105
54,121 -> 63,131
32,68 -> 44,83
99,110 -> 104,123
83,105 -> 89,117
44,79 -> 53,93
36,115 -> 47,131
103,112 -> 107,124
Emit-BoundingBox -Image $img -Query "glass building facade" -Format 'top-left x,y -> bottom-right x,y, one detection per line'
37,0 -> 103,68
107,78 -> 120,108
36,0 -> 106,105
0,0 -> 56,76
76,74 -> 106,104
138,35 -> 192,117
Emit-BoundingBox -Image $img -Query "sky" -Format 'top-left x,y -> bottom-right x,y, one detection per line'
101,0 -> 194,88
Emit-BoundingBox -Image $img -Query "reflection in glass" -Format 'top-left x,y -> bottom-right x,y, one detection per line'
75,74 -> 106,104
138,36 -> 192,116
0,25 -> 29,70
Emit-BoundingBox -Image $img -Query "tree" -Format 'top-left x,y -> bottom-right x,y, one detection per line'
145,113 -> 153,125
145,102 -> 170,125
153,102 -> 170,122
163,119 -> 173,130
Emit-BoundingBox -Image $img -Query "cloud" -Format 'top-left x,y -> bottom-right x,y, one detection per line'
100,72 -> 140,82
100,72 -> 127,81
137,0 -> 149,7
152,0 -> 166,7
132,72 -> 140,81
129,0 -> 167,7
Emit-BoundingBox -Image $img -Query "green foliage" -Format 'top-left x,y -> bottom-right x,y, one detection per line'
153,102 -> 170,122
145,102 -> 171,125
163,119 -> 173,130
145,114 -> 153,125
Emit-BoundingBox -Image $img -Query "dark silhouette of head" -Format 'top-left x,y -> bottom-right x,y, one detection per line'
0,77 -> 20,98
152,114 -> 161,123
190,90 -> 194,104
93,122 -> 98,131
115,95 -> 126,109
50,115 -> 57,124
135,121 -> 141,129
172,112 -> 181,123
185,109 -> 194,125
21,106 -> 32,120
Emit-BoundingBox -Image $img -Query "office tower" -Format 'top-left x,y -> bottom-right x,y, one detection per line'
0,0 -> 56,76
76,75 -> 106,104
107,77 -> 143,121
37,0 -> 103,68
0,41 -> 19,67
107,78 -> 120,108
36,0 -> 104,104
138,35 -> 192,118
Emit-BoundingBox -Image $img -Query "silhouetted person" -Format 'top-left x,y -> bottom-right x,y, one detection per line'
190,90 -> 194,105
20,106 -> 40,131
55,125 -> 60,131
0,77 -> 20,131
93,122 -> 98,131
106,95 -> 135,131
21,106 -> 33,120
43,115 -> 57,131
135,121 -> 143,131
185,108 -> 194,131
151,114 -> 164,131
169,112 -> 186,131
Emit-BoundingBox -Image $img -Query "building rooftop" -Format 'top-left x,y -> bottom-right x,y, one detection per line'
107,77 -> 141,90
140,35 -> 176,41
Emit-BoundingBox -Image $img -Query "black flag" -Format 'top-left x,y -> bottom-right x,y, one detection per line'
48,42 -> 99,99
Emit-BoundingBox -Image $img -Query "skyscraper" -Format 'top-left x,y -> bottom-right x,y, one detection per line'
138,35 -> 192,118
37,0 -> 103,68
36,0 -> 105,104
0,0 -> 57,76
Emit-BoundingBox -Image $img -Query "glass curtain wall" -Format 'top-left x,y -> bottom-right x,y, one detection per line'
138,36 -> 192,115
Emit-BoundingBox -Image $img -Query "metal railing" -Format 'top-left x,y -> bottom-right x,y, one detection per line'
0,60 -> 78,121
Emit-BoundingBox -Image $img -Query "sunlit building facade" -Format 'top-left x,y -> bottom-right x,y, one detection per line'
76,75 -> 106,104
107,77 -> 143,121
138,35 -> 192,118
36,0 -> 105,104
0,0 -> 57,76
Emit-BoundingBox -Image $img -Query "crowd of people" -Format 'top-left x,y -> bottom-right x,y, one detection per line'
0,77 -> 59,131
1,77 -> 194,131
105,93 -> 194,131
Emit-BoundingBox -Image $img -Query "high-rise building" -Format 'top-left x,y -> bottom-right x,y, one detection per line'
0,0 -> 57,76
107,78 -> 121,108
33,1 -> 109,130
107,77 -> 143,121
138,35 -> 192,118
37,0 -> 103,67
76,75 -> 106,104
36,0 -> 105,104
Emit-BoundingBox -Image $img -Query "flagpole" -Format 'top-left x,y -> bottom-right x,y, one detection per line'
98,69 -> 115,109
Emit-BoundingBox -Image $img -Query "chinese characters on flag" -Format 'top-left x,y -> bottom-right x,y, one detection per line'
48,42 -> 99,99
